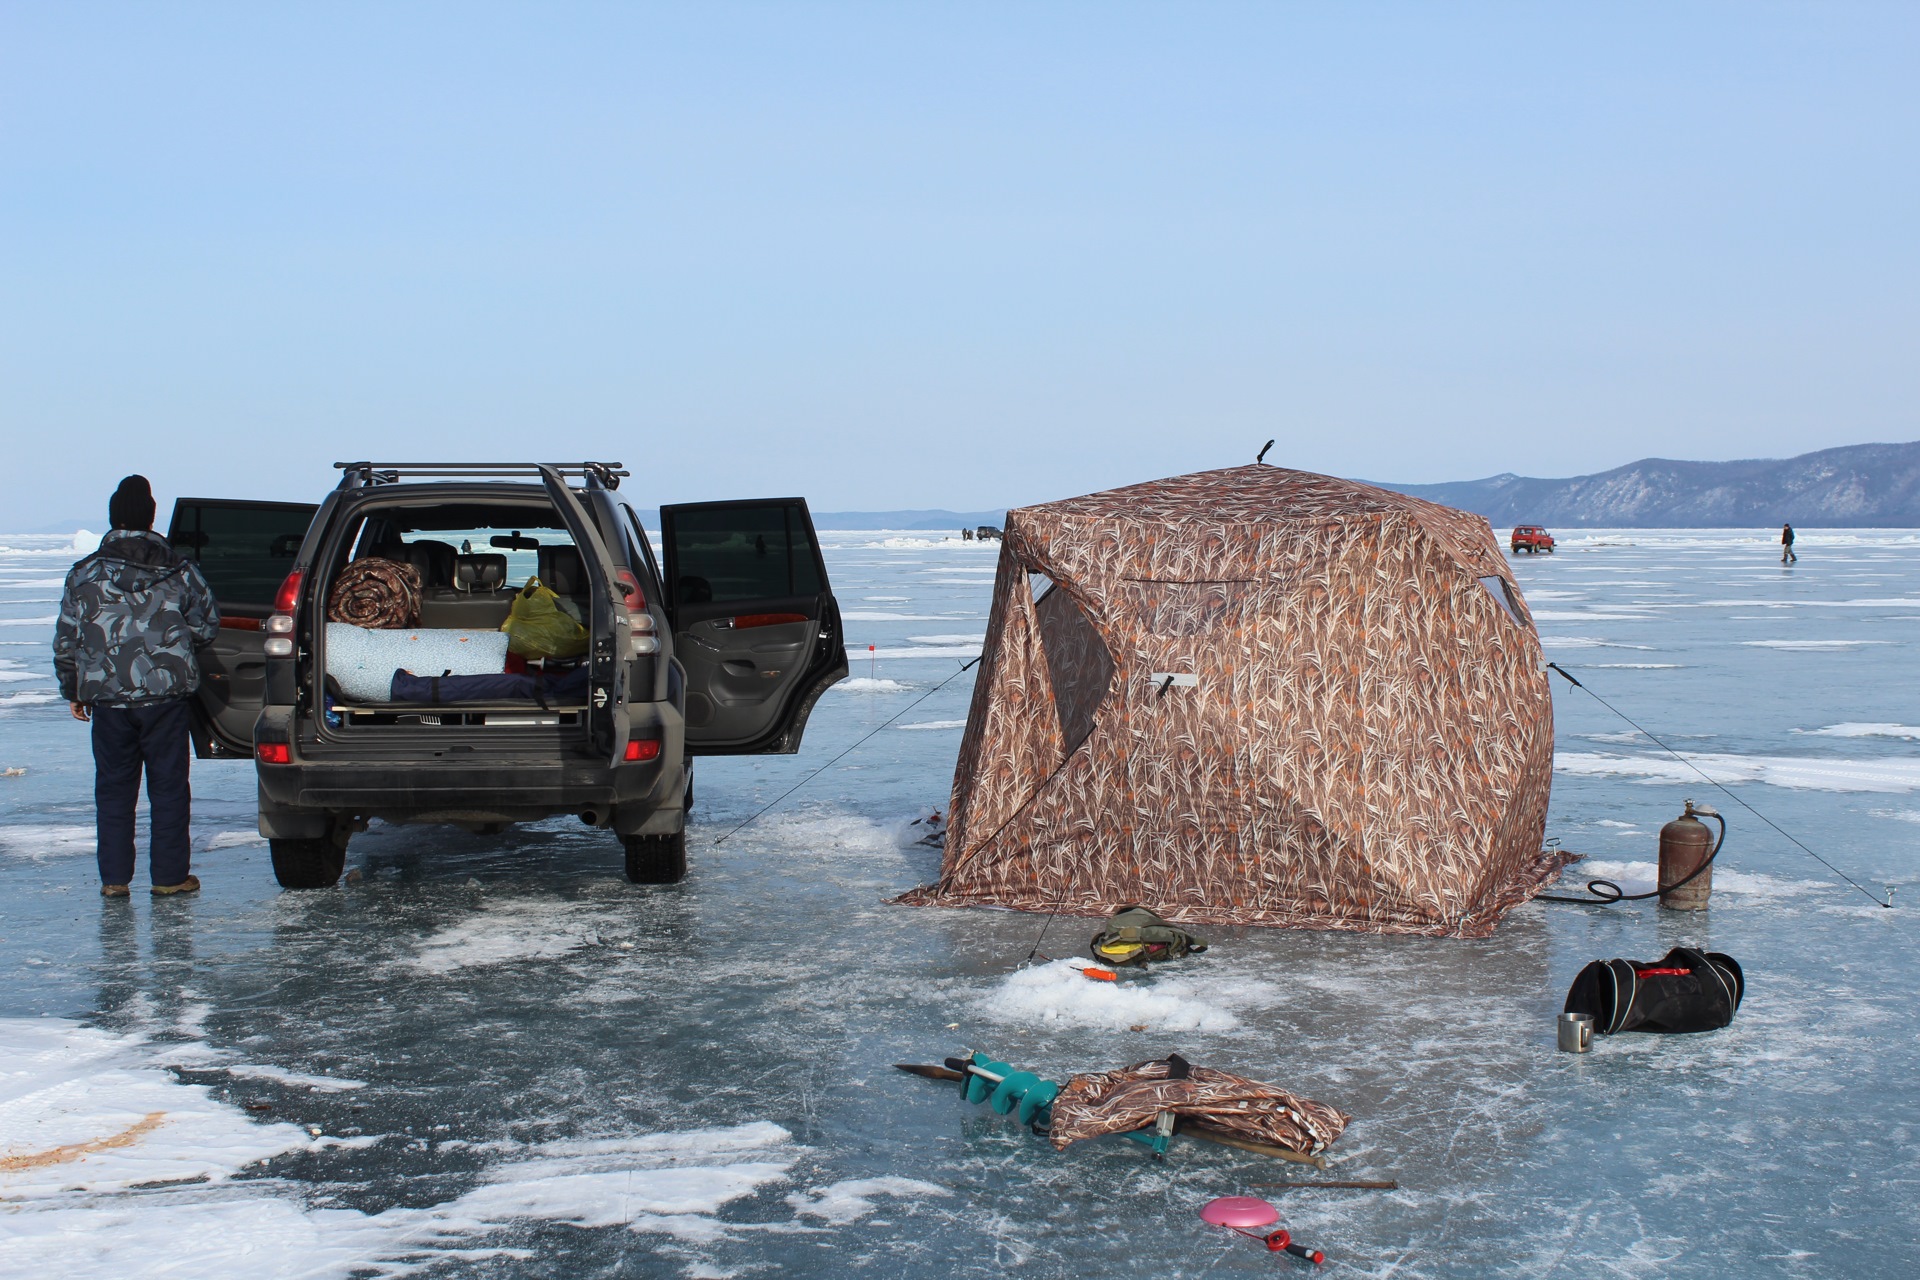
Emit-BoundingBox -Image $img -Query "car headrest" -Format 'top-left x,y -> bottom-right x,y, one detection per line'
453,553 -> 508,593
404,539 -> 457,589
537,545 -> 585,596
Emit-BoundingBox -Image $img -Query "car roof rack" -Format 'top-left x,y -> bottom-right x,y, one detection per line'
334,462 -> 629,491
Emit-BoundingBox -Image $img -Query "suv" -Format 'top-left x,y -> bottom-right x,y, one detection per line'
167,462 -> 847,889
1510,525 -> 1555,554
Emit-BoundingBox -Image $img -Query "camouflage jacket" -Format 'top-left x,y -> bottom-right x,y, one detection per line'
54,531 -> 220,706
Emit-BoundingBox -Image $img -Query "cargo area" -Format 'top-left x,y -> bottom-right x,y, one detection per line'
313,499 -> 597,730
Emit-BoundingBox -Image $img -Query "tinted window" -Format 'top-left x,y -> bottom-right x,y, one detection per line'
671,505 -> 823,605
169,501 -> 317,610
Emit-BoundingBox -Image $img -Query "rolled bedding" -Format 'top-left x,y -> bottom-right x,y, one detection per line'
326,623 -> 510,703
327,557 -> 422,629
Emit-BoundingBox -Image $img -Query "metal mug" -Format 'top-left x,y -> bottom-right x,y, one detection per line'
1558,1011 -> 1595,1053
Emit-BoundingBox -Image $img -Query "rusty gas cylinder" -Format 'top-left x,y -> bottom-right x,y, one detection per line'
1658,800 -> 1715,911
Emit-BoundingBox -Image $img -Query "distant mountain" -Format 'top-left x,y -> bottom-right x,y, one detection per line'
1379,441 -> 1920,527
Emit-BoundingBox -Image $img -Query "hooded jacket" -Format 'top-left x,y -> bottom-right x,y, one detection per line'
54,530 -> 220,706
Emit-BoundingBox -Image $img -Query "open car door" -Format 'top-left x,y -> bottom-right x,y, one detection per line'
167,498 -> 319,757
660,498 -> 847,755
537,467 -> 631,768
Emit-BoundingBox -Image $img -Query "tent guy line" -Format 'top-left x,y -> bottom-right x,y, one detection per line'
1545,662 -> 1891,909
710,657 -> 982,847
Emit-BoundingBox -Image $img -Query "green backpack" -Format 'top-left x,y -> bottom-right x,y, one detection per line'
1089,905 -> 1208,968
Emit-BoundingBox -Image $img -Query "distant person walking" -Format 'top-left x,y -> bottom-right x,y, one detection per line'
1781,523 -> 1797,564
53,476 -> 219,897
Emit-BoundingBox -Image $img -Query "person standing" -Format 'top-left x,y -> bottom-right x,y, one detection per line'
53,476 -> 219,897
1781,523 -> 1797,564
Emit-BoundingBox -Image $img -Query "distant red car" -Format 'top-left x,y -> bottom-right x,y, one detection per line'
1510,525 -> 1555,554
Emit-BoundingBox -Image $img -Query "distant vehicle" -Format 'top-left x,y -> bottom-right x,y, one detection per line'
1510,525 -> 1555,555
975,526 -> 1003,541
167,462 -> 847,889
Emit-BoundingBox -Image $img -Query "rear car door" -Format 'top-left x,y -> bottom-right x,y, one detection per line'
167,498 -> 319,756
537,468 -> 631,767
660,498 -> 847,754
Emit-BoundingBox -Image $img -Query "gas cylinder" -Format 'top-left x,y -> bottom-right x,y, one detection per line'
1658,800 -> 1715,911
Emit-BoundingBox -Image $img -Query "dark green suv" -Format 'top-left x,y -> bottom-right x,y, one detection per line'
167,463 -> 847,889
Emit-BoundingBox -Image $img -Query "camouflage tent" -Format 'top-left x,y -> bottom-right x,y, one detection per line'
899,465 -> 1570,937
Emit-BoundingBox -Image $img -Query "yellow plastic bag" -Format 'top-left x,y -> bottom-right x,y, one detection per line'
500,577 -> 589,659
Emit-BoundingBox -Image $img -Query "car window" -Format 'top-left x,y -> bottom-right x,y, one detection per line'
169,501 -> 316,610
670,505 -> 824,605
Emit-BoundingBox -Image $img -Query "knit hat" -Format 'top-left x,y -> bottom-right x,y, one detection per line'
108,475 -> 156,531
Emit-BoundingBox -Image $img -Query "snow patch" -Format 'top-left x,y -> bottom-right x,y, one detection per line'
1555,751 -> 1920,793
0,1018 -> 827,1276
975,958 -> 1249,1033
849,645 -> 980,660
1565,860 -> 1831,899
785,1176 -> 948,1224
221,1064 -> 368,1092
1740,639 -> 1888,651
831,677 -> 913,693
1799,723 -> 1920,740
403,902 -> 628,974
895,720 -> 966,731
0,824 -> 96,860
0,1018 -> 309,1198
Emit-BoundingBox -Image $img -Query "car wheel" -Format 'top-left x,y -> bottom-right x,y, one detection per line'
269,832 -> 347,889
622,830 -> 687,884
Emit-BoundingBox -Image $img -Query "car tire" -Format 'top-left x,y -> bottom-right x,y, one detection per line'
622,830 -> 687,885
270,833 -> 347,889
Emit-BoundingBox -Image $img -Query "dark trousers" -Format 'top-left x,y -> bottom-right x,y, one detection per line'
91,698 -> 194,887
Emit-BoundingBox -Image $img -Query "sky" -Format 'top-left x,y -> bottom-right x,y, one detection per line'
3,3 -> 1917,529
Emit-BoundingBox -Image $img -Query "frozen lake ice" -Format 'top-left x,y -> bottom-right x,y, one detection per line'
2,525 -> 1918,1277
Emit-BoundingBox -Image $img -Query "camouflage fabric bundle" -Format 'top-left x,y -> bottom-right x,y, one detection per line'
328,557 -> 421,629
1046,1055 -> 1349,1155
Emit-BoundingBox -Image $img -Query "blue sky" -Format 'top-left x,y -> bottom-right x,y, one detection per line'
3,3 -> 1916,528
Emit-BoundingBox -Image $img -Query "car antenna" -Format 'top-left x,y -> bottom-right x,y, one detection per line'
1256,439 -> 1275,465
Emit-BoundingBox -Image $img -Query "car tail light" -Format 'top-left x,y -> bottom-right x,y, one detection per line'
264,570 -> 302,656
614,569 -> 646,611
623,738 -> 661,763
255,742 -> 291,765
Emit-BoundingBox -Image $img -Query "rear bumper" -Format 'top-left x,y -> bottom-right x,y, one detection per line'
256,755 -> 681,831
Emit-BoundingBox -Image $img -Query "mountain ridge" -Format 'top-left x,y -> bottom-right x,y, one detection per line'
1375,440 -> 1920,527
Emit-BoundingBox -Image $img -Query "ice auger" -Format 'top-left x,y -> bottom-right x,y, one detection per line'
932,1051 -> 1183,1158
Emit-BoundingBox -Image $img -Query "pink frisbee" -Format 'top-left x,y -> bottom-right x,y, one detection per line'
1200,1196 -> 1279,1228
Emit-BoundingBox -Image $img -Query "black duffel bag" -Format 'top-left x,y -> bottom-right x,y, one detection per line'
1563,946 -> 1744,1035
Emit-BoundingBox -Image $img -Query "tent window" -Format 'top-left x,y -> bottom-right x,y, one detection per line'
1478,576 -> 1525,627
1034,584 -> 1112,756
1029,571 -> 1056,603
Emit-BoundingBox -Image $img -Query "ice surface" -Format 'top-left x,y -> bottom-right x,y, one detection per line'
1555,750 -> 1920,792
3,525 -> 1919,1278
